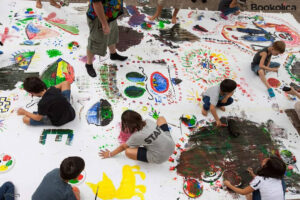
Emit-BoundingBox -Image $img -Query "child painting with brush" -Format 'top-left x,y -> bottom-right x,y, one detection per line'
224,156 -> 286,200
251,41 -> 286,98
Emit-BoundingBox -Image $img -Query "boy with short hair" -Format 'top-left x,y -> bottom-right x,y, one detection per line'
218,0 -> 240,20
32,157 -> 85,200
202,79 -> 237,126
17,77 -> 75,126
251,41 -> 286,97
147,0 -> 181,24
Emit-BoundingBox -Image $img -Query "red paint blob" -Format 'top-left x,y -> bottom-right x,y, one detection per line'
3,155 -> 11,161
267,78 -> 281,88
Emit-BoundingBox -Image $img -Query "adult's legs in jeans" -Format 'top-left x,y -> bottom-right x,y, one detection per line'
0,182 -> 15,200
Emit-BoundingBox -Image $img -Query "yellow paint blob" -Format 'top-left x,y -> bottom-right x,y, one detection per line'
86,165 -> 146,200
57,60 -> 68,78
0,165 -> 8,171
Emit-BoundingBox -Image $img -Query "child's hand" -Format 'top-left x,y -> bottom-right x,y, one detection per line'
223,180 -> 231,187
247,167 -> 255,177
17,108 -> 26,115
99,149 -> 111,159
287,87 -> 298,96
216,120 -> 222,127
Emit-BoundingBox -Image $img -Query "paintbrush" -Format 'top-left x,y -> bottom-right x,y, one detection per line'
95,184 -> 99,200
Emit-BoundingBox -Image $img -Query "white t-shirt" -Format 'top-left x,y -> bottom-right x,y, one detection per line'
250,176 -> 284,200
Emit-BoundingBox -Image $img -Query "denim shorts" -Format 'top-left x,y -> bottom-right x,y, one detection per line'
251,62 -> 280,75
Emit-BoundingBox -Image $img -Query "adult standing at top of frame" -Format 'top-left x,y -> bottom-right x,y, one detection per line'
85,0 -> 128,78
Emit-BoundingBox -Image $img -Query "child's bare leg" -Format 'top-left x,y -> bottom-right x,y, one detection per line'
23,116 -> 30,125
202,108 -> 208,116
234,10 -> 240,15
148,5 -> 163,21
55,81 -> 71,91
72,186 -> 80,200
125,148 -> 138,160
219,106 -> 226,111
172,8 -> 180,24
258,69 -> 271,89
36,0 -> 42,8
50,0 -> 61,8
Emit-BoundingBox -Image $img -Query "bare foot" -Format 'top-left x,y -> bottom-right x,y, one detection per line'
147,15 -> 157,21
233,10 -> 240,15
36,1 -> 42,8
219,106 -> 226,112
202,108 -> 208,116
50,1 -> 61,8
171,17 -> 177,24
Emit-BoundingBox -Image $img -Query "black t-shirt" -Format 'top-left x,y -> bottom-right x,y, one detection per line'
251,47 -> 272,67
38,87 -> 75,126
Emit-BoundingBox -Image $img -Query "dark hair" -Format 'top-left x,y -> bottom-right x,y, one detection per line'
23,77 -> 47,93
121,110 -> 146,134
272,41 -> 286,54
60,157 -> 85,180
257,156 -> 286,179
220,79 -> 237,93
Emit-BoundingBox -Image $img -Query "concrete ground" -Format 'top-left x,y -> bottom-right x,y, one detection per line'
38,0 -> 300,22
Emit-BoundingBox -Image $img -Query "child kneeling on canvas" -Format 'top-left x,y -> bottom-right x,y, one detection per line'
224,156 -> 286,200
17,77 -> 75,126
32,157 -> 84,200
202,79 -> 237,127
251,41 -> 286,98
218,0 -> 240,20
100,110 -> 175,164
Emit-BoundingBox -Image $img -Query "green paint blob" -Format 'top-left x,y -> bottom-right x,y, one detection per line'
46,49 -> 62,58
124,86 -> 146,98
6,160 -> 13,167
69,179 -> 79,184
47,21 -> 79,35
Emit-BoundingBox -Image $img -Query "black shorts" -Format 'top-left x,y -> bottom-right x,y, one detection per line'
137,147 -> 148,162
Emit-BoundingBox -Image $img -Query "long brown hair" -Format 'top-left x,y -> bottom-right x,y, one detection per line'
121,110 -> 146,134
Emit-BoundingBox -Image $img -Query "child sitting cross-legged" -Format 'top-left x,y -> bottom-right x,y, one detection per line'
17,77 -> 75,126
202,79 -> 237,127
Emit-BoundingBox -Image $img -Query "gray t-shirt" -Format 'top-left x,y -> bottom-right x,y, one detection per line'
32,168 -> 77,200
126,119 -> 175,164
203,84 -> 224,106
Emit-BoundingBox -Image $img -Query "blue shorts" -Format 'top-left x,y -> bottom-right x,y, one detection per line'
29,90 -> 71,126
251,62 -> 280,75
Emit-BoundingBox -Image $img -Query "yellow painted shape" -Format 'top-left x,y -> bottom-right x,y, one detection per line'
86,165 -> 146,200
57,60 -> 68,78
0,165 -> 8,171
